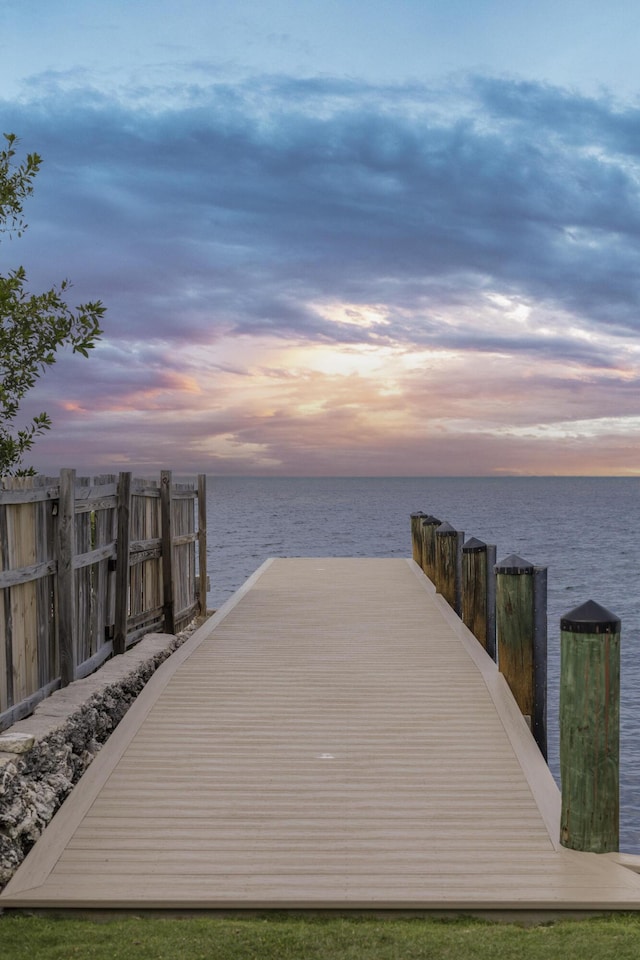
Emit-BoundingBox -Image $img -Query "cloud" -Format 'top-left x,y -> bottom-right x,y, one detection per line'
3,69 -> 640,474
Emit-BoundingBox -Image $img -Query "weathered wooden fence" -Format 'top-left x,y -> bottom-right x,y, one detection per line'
0,469 -> 208,731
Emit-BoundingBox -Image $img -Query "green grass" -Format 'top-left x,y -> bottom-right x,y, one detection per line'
2,914 -> 640,960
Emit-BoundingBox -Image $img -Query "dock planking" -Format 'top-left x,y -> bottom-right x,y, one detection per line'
3,557 -> 640,913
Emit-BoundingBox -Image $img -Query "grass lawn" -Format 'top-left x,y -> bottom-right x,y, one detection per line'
2,914 -> 640,960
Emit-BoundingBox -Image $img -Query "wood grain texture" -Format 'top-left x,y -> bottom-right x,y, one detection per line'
3,558 -> 640,913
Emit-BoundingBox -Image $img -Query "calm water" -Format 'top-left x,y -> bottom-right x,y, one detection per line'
205,476 -> 640,852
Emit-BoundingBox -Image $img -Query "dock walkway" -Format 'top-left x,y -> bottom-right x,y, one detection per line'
3,557 -> 640,913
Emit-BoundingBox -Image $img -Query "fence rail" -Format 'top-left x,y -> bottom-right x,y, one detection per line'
0,469 -> 207,732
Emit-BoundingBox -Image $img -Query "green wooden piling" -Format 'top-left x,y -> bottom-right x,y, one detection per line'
420,515 -> 440,581
495,554 -> 535,720
495,554 -> 548,758
410,511 -> 426,565
435,522 -> 463,614
462,537 -> 496,659
533,565 -> 548,760
559,600 -> 620,853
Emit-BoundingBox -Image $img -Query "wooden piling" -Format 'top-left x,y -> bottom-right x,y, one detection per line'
420,515 -> 441,581
461,537 -> 496,660
495,554 -> 535,721
533,565 -> 548,760
410,512 -> 425,565
435,522 -> 463,614
559,600 -> 620,853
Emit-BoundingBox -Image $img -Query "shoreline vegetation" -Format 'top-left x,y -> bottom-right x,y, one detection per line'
2,914 -> 640,959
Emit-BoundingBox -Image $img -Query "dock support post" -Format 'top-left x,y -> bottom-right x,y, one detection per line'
495,555 -> 547,757
533,565 -> 548,760
435,522 -> 464,615
559,600 -> 620,853
410,512 -> 425,566
420,516 -> 440,581
462,538 -> 496,660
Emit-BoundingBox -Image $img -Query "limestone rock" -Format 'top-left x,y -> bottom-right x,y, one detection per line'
0,733 -> 35,754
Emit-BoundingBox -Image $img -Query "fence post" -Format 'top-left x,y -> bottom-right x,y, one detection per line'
420,515 -> 441,581
57,468 -> 76,686
113,472 -> 131,655
198,474 -> 208,617
410,511 -> 425,565
160,469 -> 176,634
461,537 -> 496,660
435,522 -> 464,614
559,600 -> 620,853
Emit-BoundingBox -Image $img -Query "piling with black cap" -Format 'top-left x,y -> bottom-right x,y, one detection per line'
435,522 -> 464,614
462,537 -> 496,660
420,515 -> 441,581
410,511 -> 426,565
495,554 -> 548,758
559,600 -> 620,853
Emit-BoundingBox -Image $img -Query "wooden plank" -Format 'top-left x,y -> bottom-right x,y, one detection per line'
9,495 -> 39,702
74,476 -> 92,665
73,484 -> 118,505
57,468 -> 76,686
198,474 -> 207,616
75,642 -> 114,680
74,496 -> 118,514
130,537 -> 161,553
95,477 -> 117,658
174,599 -> 199,632
0,497 -> 14,711
126,605 -> 164,630
160,470 -> 175,634
0,678 -> 62,732
0,484 -> 59,505
0,561 -> 57,595
72,544 -> 117,570
113,473 -> 131,656
35,493 -> 56,689
172,532 -> 197,547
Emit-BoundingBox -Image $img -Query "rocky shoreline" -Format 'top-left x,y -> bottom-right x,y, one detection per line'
0,622 -> 200,892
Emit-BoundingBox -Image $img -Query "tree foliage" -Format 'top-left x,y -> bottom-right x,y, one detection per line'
0,133 -> 105,476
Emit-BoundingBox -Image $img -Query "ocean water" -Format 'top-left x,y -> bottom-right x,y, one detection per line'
205,476 -> 640,852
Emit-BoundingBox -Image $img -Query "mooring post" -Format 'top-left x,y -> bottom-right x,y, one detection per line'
420,515 -> 441,581
435,522 -> 464,614
533,565 -> 548,760
559,600 -> 620,853
495,555 -> 547,758
410,511 -> 426,565
461,537 -> 497,660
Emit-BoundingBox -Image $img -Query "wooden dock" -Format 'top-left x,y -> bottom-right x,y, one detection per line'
3,557 -> 640,914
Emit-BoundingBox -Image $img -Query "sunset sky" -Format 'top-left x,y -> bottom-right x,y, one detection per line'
2,0 -> 640,476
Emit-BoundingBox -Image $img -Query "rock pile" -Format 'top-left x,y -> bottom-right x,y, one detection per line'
0,626 -> 196,890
